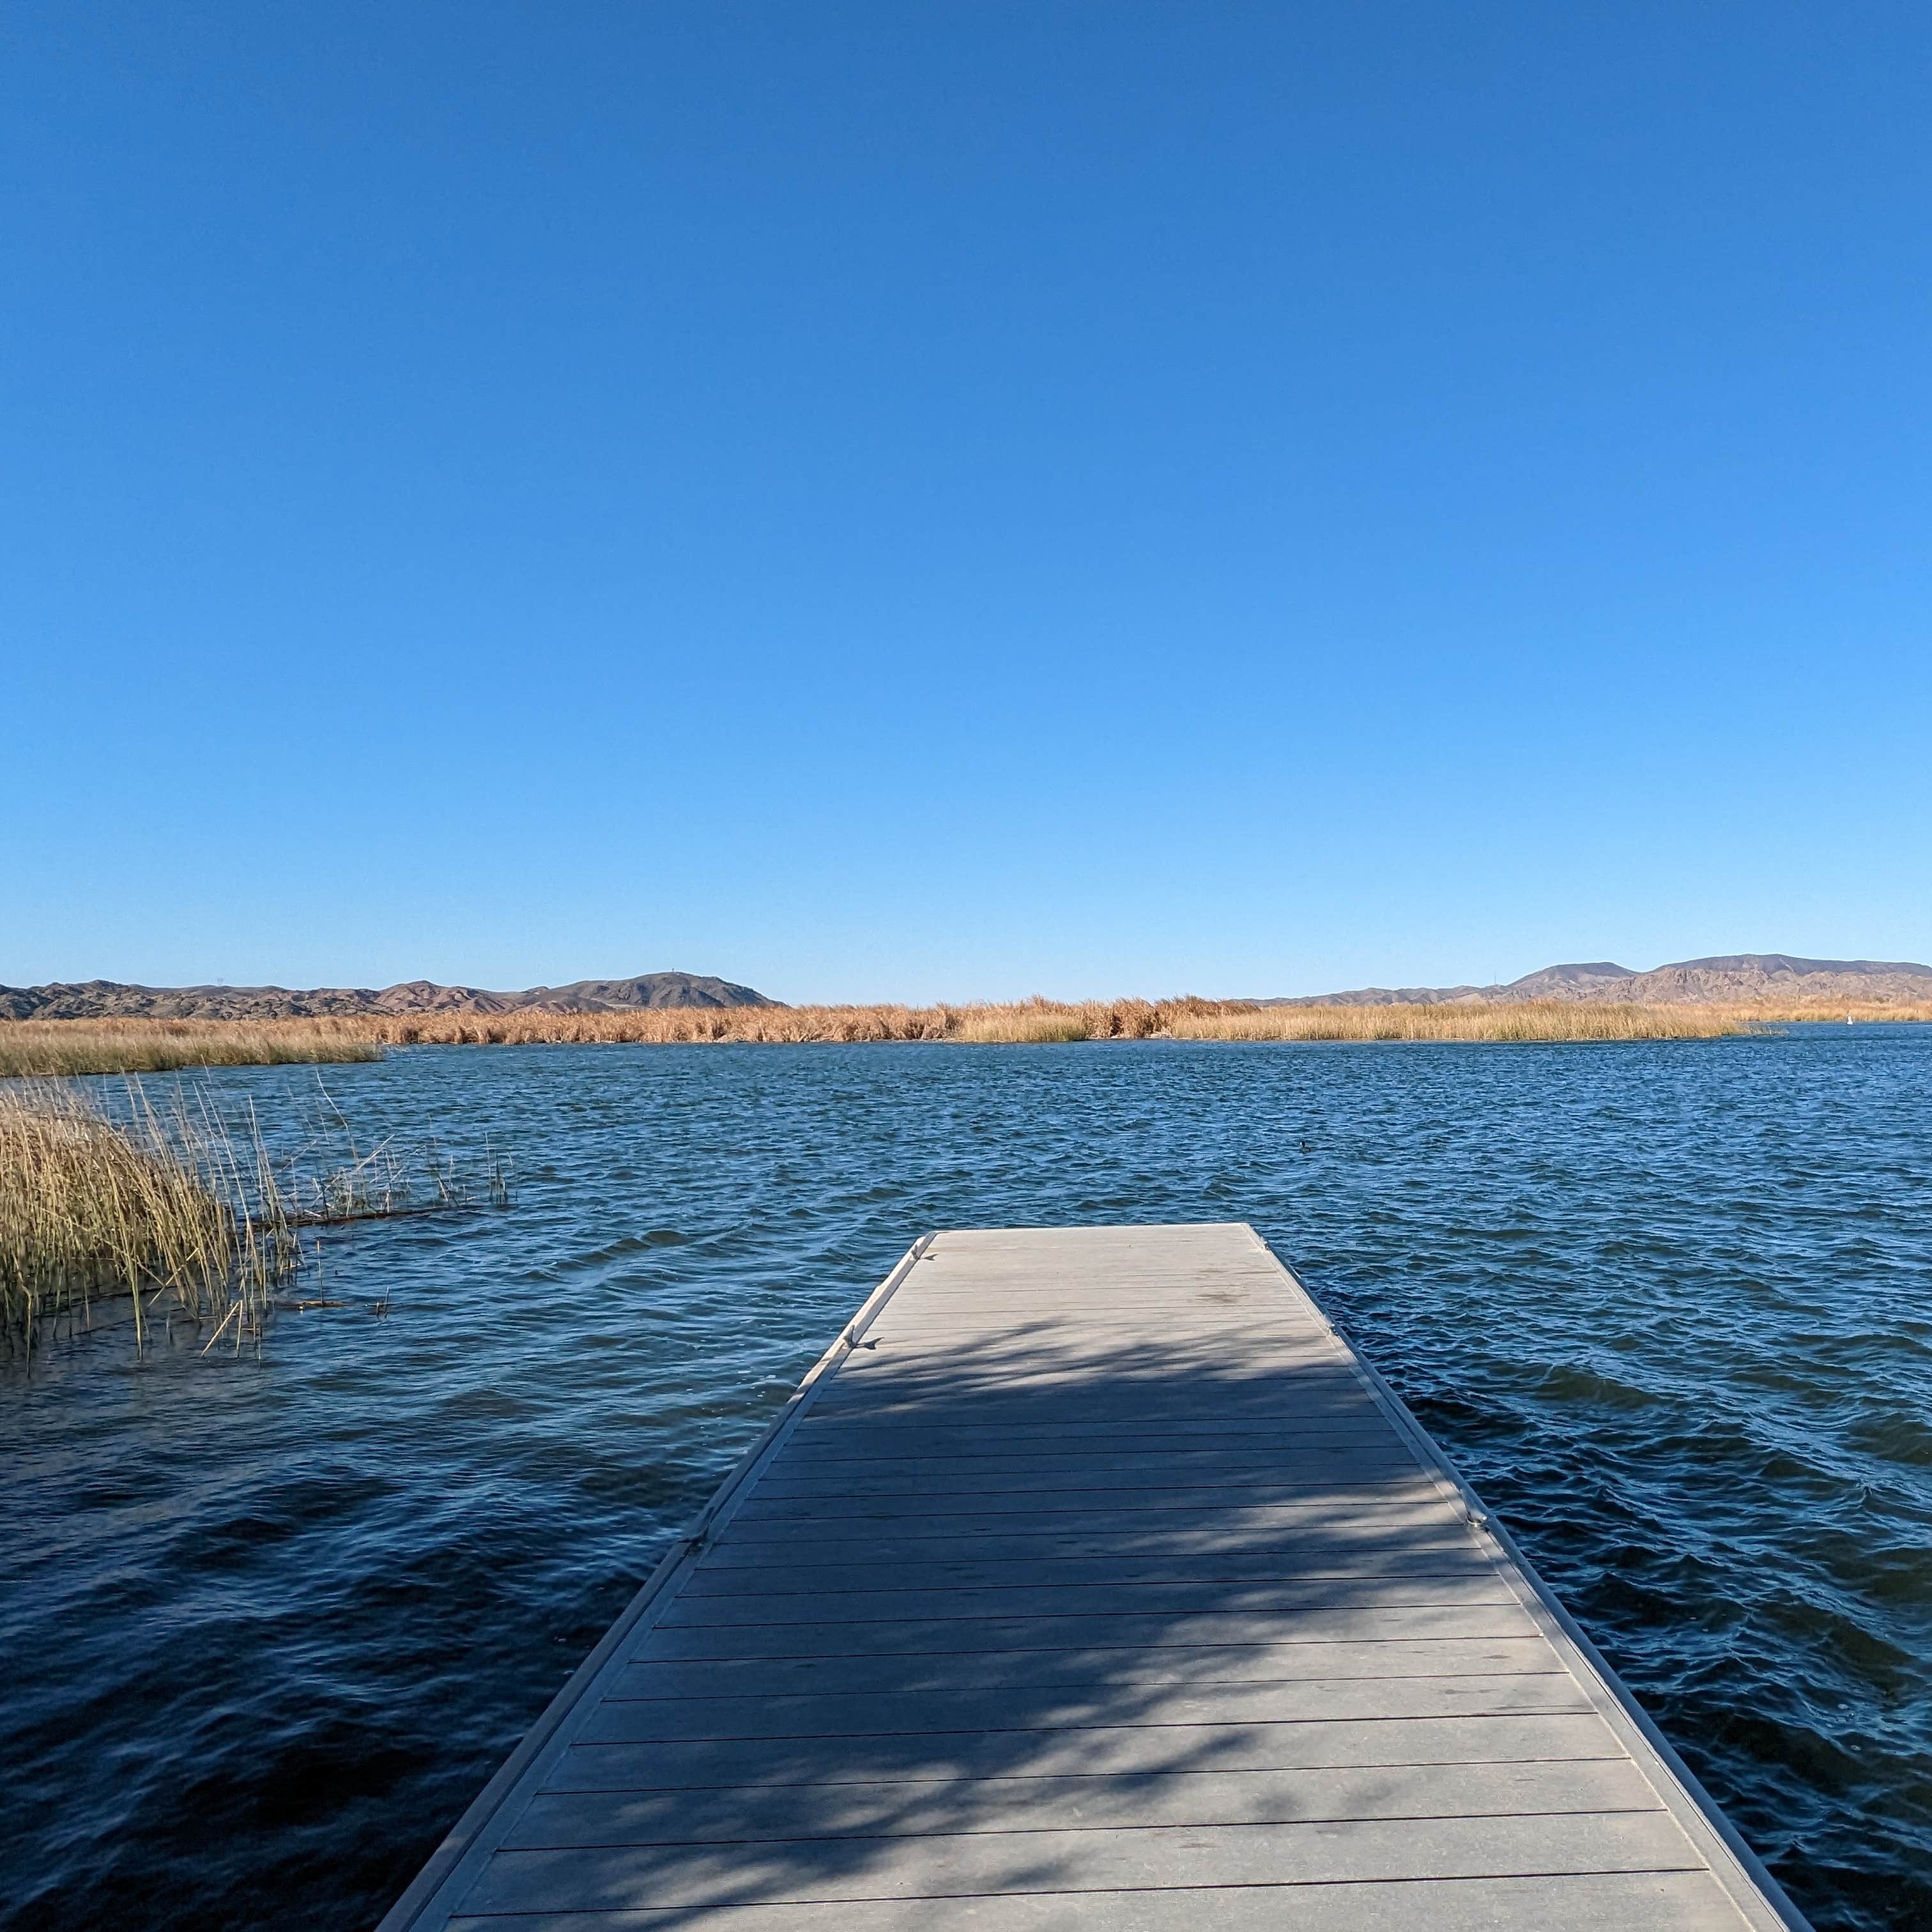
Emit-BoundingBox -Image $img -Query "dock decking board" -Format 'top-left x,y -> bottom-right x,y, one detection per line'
380,1223 -> 1807,1932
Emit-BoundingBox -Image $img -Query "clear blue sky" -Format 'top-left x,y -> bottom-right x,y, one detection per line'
5,3 -> 1929,1000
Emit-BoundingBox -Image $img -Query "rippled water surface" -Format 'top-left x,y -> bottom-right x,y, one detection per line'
4,1034 -> 1930,1930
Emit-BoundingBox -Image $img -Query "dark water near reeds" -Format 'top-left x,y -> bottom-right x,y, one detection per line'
3,1034 -> 1930,1930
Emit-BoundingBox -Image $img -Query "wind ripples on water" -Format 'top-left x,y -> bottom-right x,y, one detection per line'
3,1031 -> 1928,1929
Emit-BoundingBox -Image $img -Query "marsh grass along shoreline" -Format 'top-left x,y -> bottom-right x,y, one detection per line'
0,1076 -> 510,1353
0,1000 -> 1894,1069
4,996 -> 1931,1075
0,1018 -> 381,1078
376,996 -> 1768,1043
0,1080 -> 300,1349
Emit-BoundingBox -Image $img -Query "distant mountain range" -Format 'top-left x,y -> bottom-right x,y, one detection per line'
0,972 -> 774,1021
1266,954 -> 1932,1007
6,954 -> 1929,1022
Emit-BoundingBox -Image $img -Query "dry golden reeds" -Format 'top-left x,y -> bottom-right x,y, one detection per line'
0,1076 -> 512,1351
0,1080 -> 298,1346
0,1018 -> 381,1078
1160,1000 -> 1756,1042
1703,999 -> 1932,1024
360,994 -> 1756,1045
4,995 -> 1926,1073
364,995 -> 1196,1046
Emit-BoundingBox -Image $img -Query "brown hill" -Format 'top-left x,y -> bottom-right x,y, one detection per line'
1269,954 -> 1932,1008
0,972 -> 774,1022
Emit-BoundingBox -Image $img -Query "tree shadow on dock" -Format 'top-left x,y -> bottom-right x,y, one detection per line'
430,1314 -> 1657,1929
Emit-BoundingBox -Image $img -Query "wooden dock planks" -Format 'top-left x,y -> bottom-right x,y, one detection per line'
380,1222 -> 1808,1932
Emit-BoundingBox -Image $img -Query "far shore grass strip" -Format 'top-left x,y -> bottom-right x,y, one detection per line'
4,997 -> 1931,1072
0,1020 -> 381,1078
354,996 -> 1932,1044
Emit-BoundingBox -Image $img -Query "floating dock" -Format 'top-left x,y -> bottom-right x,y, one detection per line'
381,1222 -> 1808,1931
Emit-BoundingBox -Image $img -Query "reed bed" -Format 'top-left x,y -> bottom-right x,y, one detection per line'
6,995 -> 1926,1074
1709,999 -> 1932,1024
362,995 -> 1754,1045
1163,1000 -> 1751,1042
0,1080 -> 298,1348
366,996 -> 1214,1046
1,1077 -> 511,1354
0,1018 -> 381,1078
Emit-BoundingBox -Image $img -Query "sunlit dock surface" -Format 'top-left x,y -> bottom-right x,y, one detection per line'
381,1222 -> 1807,1932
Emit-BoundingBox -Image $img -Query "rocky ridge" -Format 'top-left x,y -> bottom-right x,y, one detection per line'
1269,954 -> 1932,1008
0,972 -> 774,1021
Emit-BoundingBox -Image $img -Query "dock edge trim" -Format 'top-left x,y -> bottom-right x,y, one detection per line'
374,1231 -> 936,1932
1249,1227 -> 1814,1932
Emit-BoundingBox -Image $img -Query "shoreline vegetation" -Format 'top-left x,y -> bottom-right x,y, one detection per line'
3,997 -> 1931,1076
1,1079 -> 298,1349
372,997 -> 1759,1044
0,1018 -> 381,1078
1,1075 -> 510,1353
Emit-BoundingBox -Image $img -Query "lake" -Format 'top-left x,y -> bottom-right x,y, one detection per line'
3,1032 -> 1929,1931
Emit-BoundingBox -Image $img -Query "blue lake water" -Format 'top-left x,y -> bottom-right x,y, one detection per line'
3,1032 -> 1929,1930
